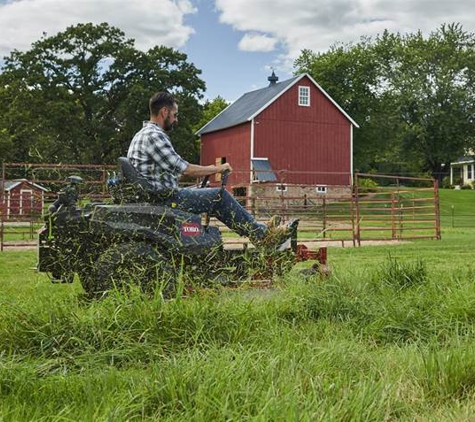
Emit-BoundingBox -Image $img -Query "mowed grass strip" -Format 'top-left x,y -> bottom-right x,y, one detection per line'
2,227 -> 475,420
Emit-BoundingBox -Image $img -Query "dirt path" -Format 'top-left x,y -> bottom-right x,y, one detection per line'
2,237 -> 411,252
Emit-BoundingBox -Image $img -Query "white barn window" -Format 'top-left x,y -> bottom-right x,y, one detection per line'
298,86 -> 310,106
316,185 -> 327,194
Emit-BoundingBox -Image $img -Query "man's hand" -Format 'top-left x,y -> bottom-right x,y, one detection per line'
219,163 -> 233,173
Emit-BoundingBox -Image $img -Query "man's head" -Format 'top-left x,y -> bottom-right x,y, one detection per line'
149,91 -> 178,131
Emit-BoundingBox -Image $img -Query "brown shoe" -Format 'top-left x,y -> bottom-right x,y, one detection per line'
265,215 -> 282,229
256,223 -> 290,247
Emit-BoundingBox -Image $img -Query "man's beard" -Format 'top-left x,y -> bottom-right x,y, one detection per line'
164,117 -> 175,132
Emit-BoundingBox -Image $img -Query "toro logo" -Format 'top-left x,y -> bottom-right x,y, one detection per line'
180,222 -> 201,237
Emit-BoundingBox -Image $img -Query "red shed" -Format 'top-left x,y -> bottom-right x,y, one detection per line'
2,179 -> 48,219
197,73 -> 358,191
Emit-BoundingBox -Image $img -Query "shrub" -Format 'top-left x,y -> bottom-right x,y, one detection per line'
441,177 -> 451,189
357,178 -> 379,194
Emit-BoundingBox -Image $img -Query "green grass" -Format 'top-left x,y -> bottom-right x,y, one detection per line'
439,188 -> 475,227
2,227 -> 475,420
1,224 -> 41,242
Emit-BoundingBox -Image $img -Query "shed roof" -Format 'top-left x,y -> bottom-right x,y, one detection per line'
3,179 -> 49,192
450,156 -> 475,165
196,73 -> 359,136
251,159 -> 277,182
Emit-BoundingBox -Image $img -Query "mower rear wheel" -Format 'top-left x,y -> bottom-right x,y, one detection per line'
88,242 -> 176,299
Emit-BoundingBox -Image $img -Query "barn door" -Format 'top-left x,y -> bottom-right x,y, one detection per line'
20,189 -> 33,216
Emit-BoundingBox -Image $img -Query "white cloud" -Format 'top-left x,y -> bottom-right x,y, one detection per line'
0,0 -> 196,57
238,33 -> 278,52
214,0 -> 475,72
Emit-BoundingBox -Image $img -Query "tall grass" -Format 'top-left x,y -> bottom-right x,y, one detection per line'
2,228 -> 475,420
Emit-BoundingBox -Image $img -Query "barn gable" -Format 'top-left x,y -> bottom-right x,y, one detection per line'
196,73 -> 358,136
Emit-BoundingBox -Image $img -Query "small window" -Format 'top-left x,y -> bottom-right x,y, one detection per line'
298,86 -> 310,106
276,184 -> 287,192
316,185 -> 327,194
468,164 -> 474,180
233,187 -> 247,206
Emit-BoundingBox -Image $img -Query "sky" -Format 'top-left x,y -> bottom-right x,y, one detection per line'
0,0 -> 474,102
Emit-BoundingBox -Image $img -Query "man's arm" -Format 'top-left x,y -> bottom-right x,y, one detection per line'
183,162 -> 233,178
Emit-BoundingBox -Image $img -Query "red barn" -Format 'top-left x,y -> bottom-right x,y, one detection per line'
197,72 -> 358,194
2,179 -> 48,219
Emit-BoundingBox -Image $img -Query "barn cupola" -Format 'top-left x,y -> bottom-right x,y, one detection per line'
267,70 -> 279,86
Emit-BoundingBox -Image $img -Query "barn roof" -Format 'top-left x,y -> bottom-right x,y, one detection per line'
196,73 -> 359,136
3,179 -> 49,192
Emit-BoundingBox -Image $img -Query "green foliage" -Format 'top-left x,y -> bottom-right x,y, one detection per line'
357,177 -> 379,193
294,23 -> 475,181
193,95 -> 229,134
0,23 -> 205,165
441,176 -> 452,189
191,95 -> 229,155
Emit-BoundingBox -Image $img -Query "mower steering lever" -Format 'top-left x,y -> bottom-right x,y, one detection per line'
200,169 -> 230,190
200,175 -> 210,189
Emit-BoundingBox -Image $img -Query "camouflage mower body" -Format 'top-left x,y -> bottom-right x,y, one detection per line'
37,158 -> 299,298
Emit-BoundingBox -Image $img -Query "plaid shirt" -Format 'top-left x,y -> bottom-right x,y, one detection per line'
127,121 -> 189,190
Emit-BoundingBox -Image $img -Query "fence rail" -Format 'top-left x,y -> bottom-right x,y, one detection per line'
1,162 -> 441,250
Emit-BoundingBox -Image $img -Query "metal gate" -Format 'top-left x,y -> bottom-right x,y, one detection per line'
1,163 -> 440,250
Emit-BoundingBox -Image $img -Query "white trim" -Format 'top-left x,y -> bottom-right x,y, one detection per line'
7,192 -> 10,217
248,73 -> 359,128
298,86 -> 311,107
467,163 -> 474,180
350,125 -> 354,185
316,185 -> 328,194
250,119 -> 255,159
450,159 -> 475,165
250,119 -> 255,183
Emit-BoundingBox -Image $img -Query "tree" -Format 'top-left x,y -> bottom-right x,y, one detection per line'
0,23 -> 206,165
295,40 -> 406,175
194,96 -> 229,131
384,24 -> 475,181
189,96 -> 229,160
294,24 -> 475,181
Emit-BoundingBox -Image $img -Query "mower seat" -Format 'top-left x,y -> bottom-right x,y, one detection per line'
118,157 -> 156,193
114,157 -> 172,203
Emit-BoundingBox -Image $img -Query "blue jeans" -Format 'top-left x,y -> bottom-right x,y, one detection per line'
162,187 -> 266,241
